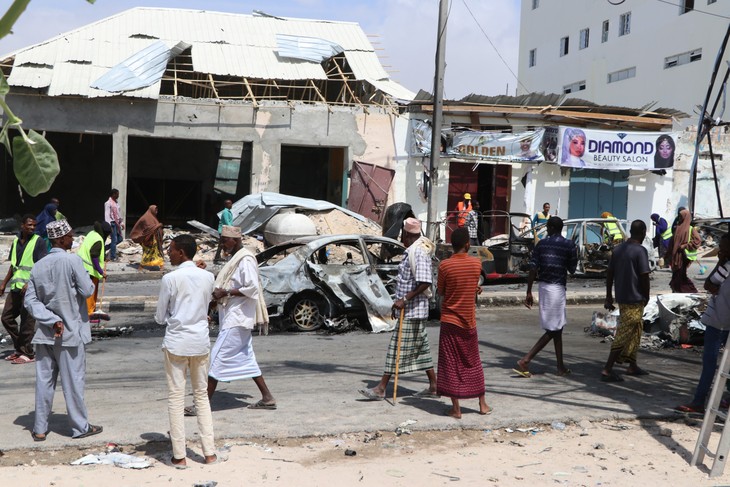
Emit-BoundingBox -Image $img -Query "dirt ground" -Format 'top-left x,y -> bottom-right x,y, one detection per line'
2,417 -> 730,486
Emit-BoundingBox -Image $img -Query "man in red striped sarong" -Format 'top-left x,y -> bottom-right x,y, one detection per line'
437,228 -> 491,418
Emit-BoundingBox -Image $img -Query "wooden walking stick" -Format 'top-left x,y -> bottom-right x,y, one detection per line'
392,307 -> 406,404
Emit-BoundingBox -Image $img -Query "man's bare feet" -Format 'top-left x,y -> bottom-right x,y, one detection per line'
171,456 -> 187,467
445,407 -> 462,419
204,454 -> 218,464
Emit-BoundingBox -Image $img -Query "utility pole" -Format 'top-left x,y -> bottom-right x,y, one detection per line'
426,0 -> 448,241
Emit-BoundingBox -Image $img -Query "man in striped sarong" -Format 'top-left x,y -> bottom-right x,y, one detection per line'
437,228 -> 490,418
601,220 -> 651,382
359,217 -> 437,400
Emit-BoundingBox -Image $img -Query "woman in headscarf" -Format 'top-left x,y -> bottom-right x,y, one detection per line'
34,203 -> 57,250
130,205 -> 164,270
669,208 -> 701,293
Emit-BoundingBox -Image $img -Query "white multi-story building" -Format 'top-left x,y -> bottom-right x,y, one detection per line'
518,0 -> 730,120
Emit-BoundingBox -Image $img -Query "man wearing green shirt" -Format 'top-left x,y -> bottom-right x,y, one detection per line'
214,199 -> 234,263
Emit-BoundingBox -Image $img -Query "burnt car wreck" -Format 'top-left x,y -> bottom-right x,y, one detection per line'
257,234 -> 406,332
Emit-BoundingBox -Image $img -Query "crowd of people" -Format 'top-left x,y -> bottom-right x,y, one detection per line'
1,192 -> 727,467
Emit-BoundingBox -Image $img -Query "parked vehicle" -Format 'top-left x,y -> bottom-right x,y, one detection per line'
526,218 -> 658,276
256,234 -> 407,332
437,211 -> 536,284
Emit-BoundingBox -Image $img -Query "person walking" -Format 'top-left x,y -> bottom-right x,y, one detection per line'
359,217 -> 438,400
154,234 -> 218,467
1,214 -> 47,364
76,221 -> 111,321
650,213 -> 671,266
514,216 -> 577,378
669,208 -> 701,293
214,199 -> 234,263
676,233 -> 730,413
23,219 -> 102,441
436,228 -> 491,418
185,225 -> 276,416
600,220 -> 652,382
130,205 -> 165,270
104,189 -> 124,262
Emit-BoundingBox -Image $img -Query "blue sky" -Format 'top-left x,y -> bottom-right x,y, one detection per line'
0,0 -> 521,99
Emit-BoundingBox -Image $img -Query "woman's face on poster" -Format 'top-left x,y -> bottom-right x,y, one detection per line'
658,140 -> 673,159
569,135 -> 585,157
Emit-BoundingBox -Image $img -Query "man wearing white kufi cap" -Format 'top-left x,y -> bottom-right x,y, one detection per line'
184,225 -> 276,414
359,217 -> 438,401
24,219 -> 103,441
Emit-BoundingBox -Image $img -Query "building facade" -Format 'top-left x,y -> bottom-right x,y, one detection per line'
518,0 -> 730,121
0,8 -> 413,229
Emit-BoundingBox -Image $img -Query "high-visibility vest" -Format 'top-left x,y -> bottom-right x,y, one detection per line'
78,231 -> 105,279
456,201 -> 472,227
661,227 -> 672,240
8,234 -> 39,291
604,219 -> 623,241
684,226 -> 698,261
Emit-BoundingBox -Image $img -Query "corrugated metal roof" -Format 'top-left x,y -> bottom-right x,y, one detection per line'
1,7 -> 410,100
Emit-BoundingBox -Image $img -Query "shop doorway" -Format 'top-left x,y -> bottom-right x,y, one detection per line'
280,145 -> 346,205
446,161 -> 511,240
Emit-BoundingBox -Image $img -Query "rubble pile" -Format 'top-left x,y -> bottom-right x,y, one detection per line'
303,209 -> 382,238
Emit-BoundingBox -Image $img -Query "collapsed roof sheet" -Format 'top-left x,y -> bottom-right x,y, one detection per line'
2,7 -> 413,101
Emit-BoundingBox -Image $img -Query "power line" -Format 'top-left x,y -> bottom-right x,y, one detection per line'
461,0 -> 529,94
651,0 -> 730,20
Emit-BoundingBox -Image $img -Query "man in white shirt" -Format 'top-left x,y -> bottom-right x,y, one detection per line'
186,226 -> 276,414
103,189 -> 124,261
155,234 -> 217,467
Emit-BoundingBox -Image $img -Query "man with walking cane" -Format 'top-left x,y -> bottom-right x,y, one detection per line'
358,217 -> 437,401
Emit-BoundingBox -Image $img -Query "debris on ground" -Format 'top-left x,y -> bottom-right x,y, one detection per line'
71,452 -> 152,469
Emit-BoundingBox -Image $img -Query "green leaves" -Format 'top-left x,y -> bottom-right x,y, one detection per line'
12,129 -> 59,196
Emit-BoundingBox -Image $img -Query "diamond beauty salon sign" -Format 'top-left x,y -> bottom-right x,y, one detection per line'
557,126 -> 678,170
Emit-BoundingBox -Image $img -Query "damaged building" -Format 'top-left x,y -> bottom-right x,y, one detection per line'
0,7 -> 414,229
397,92 -> 722,242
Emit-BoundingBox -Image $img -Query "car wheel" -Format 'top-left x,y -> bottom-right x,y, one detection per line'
288,295 -> 326,332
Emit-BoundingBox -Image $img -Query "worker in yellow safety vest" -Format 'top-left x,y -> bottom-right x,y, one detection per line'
77,221 -> 111,321
0,214 -> 48,364
601,212 -> 624,243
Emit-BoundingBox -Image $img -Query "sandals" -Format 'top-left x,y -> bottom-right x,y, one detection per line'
247,400 -> 277,410
184,406 -> 197,417
74,424 -> 103,439
358,388 -> 385,401
11,354 -> 35,365
512,368 -> 532,378
413,388 -> 440,398
4,352 -> 21,362
675,404 -> 705,414
600,372 -> 624,383
31,431 -> 48,442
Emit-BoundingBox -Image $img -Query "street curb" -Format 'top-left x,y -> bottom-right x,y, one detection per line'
103,289 -> 674,313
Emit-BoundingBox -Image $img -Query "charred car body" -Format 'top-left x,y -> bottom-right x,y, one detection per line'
256,234 -> 407,332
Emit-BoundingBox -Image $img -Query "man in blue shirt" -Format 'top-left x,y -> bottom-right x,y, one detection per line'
515,216 -> 577,378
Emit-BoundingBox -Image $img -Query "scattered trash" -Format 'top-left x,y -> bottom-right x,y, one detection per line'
551,421 -> 566,431
395,419 -> 417,436
193,482 -> 218,487
432,472 -> 460,481
573,466 -> 589,473
658,427 -> 673,438
588,311 -> 618,336
344,449 -> 357,456
386,469 -> 406,478
71,452 -> 152,469
593,443 -> 605,450
505,428 -> 514,433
